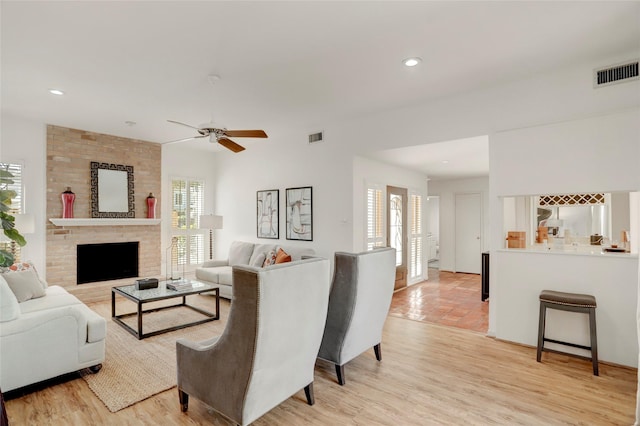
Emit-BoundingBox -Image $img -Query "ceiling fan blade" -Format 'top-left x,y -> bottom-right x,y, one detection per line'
163,135 -> 207,145
223,130 -> 268,138
167,119 -> 202,131
218,137 -> 246,153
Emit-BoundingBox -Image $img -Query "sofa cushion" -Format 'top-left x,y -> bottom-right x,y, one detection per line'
19,286 -> 82,315
196,267 -> 220,283
228,241 -> 255,266
250,252 -> 266,267
218,268 -> 233,286
0,275 -> 20,322
249,244 -> 276,266
275,248 -> 292,264
3,269 -> 46,302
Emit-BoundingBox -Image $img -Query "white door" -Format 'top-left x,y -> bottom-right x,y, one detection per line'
455,193 -> 482,274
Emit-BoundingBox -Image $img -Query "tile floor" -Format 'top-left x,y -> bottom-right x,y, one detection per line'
389,268 -> 489,333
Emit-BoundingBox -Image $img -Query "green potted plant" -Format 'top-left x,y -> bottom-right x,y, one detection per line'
0,169 -> 26,267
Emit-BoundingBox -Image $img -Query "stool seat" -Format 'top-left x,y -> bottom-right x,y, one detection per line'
539,290 -> 596,308
537,289 -> 598,375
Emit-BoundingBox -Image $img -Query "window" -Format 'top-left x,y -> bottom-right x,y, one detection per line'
170,178 -> 204,267
0,163 -> 24,263
366,185 -> 385,250
409,192 -> 423,282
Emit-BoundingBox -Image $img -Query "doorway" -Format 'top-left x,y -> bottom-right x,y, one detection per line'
387,185 -> 408,290
426,196 -> 440,269
454,192 -> 482,274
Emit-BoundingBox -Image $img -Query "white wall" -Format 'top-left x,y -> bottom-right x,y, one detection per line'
427,177 -> 490,272
489,108 -> 640,366
213,130 -> 353,261
0,113 -> 47,275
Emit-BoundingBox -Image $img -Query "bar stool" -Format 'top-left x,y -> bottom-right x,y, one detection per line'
536,290 -> 598,376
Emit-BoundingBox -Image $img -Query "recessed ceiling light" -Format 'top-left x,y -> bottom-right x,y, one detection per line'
48,89 -> 64,95
402,57 -> 422,67
441,160 -> 449,164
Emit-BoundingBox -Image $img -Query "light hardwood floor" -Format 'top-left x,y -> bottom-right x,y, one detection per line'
4,298 -> 637,425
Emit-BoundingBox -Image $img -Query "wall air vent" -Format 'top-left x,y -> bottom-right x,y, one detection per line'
594,60 -> 639,88
308,131 -> 324,144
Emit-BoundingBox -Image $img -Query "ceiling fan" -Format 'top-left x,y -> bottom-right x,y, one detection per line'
165,120 -> 268,153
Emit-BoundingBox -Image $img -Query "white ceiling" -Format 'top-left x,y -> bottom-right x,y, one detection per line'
2,1 -> 639,178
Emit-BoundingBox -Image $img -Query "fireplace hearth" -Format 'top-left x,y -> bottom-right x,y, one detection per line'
77,242 -> 139,284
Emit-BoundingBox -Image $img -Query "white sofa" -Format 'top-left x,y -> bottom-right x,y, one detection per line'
0,275 -> 106,392
195,241 -> 315,299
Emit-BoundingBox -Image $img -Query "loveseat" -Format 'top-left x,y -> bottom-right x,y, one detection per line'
195,241 -> 314,299
0,265 -> 106,392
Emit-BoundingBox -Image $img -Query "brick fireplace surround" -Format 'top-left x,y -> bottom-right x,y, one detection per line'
46,125 -> 161,303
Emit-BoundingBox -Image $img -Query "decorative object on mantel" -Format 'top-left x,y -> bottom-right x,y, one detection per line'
90,161 -> 135,218
146,193 -> 157,219
286,186 -> 313,241
61,187 -> 75,218
199,214 -> 223,260
257,189 -> 278,239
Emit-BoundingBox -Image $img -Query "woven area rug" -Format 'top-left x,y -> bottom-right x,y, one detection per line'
81,294 -> 229,412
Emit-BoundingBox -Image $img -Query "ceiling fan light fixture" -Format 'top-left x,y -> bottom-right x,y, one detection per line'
402,57 -> 422,67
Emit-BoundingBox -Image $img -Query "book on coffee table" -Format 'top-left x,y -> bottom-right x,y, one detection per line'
166,281 -> 193,291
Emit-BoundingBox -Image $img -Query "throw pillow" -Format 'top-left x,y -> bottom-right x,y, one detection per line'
275,248 -> 292,264
0,275 -> 20,322
262,250 -> 277,267
3,268 -> 46,302
1,261 -> 47,289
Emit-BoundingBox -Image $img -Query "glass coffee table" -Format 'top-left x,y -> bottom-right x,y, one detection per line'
111,279 -> 219,340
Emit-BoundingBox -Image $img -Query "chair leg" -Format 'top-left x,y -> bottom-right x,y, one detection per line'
589,307 -> 599,376
304,383 -> 315,405
335,364 -> 345,386
374,343 -> 382,361
178,389 -> 189,412
536,302 -> 546,362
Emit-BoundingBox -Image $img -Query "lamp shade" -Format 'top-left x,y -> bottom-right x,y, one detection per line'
199,215 -> 223,230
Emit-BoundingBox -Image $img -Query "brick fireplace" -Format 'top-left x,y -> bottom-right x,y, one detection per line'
46,125 -> 161,303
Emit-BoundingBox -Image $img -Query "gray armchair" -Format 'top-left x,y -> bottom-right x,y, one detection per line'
176,257 -> 331,426
317,248 -> 396,385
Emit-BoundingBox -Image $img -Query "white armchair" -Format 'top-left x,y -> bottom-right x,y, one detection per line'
176,257 -> 331,425
317,248 -> 396,385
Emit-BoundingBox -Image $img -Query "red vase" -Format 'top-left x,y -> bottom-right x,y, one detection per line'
61,187 -> 75,218
146,193 -> 157,219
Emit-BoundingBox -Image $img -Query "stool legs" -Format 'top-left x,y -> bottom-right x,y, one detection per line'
588,307 -> 599,376
536,303 -> 546,362
536,300 -> 599,376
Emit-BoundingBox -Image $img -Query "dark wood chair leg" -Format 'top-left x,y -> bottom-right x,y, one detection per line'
589,307 -> 599,376
89,364 -> 102,373
374,343 -> 382,361
178,389 -> 189,412
536,303 -> 546,362
335,364 -> 345,386
304,383 -> 315,405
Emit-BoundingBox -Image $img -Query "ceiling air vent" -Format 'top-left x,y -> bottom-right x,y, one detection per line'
594,59 -> 639,88
308,131 -> 324,144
